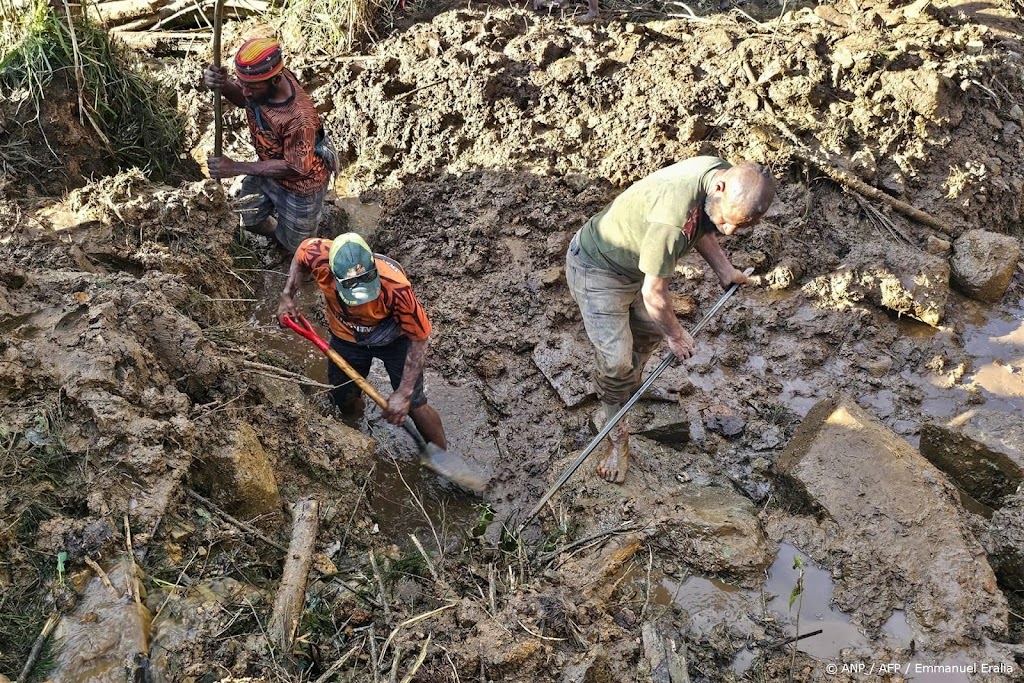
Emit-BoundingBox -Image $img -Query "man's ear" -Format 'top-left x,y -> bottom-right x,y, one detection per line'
713,179 -> 727,193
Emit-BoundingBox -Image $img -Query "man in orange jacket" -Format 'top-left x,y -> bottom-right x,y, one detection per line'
279,234 -> 447,448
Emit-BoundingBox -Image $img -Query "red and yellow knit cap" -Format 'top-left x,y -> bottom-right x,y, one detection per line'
234,37 -> 284,82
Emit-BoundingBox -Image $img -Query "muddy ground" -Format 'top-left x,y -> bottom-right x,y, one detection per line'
2,0 -> 1024,680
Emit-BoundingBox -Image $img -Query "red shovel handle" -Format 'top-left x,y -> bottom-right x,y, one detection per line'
280,314 -> 330,353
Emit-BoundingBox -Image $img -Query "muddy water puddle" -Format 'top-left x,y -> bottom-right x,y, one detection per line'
625,544 -> 912,671
898,297 -> 1024,422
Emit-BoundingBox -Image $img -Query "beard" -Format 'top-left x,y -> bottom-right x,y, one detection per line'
704,194 -> 726,235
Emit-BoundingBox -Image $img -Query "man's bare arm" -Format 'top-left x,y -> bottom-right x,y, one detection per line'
641,275 -> 695,359
694,233 -> 750,289
277,252 -> 310,319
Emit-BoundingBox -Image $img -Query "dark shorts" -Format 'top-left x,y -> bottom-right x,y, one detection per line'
327,334 -> 428,410
236,175 -> 326,252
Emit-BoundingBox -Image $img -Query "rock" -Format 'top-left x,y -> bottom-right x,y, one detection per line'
548,57 -> 584,84
671,293 -> 695,316
560,646 -> 612,683
532,331 -> 595,408
1010,103 -> 1023,123
546,230 -> 572,256
920,409 -> 1024,508
776,395 -> 1008,646
965,39 -> 984,54
192,421 -> 282,528
802,241 -> 949,326
850,149 -> 877,180
631,400 -> 689,449
857,355 -> 893,378
529,265 -> 564,289
879,171 -> 905,197
987,493 -> 1024,591
925,235 -> 951,256
949,230 -> 1020,303
654,484 -> 773,583
813,4 -> 851,27
703,404 -> 746,437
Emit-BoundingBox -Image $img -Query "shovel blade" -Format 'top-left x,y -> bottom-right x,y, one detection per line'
420,443 -> 489,493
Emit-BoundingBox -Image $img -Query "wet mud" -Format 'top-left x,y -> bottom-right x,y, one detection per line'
2,0 -> 1024,679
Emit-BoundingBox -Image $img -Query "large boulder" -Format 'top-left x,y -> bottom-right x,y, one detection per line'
950,230 -> 1020,303
776,395 -> 1007,647
556,436 -> 773,586
192,421 -> 282,528
919,409 -> 1024,508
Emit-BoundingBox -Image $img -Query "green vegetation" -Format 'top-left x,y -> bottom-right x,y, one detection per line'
276,0 -> 393,59
0,1 -> 184,179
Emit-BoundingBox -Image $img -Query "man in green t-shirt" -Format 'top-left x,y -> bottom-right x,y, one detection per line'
566,156 -> 776,483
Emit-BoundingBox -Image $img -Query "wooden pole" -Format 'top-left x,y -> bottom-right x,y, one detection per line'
268,498 -> 319,653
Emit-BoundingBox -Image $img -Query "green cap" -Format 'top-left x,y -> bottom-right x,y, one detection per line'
329,233 -> 381,306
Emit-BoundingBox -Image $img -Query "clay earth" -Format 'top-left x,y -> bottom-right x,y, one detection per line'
1,0 -> 1023,680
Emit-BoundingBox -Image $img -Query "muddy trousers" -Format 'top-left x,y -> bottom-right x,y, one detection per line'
565,233 -> 664,408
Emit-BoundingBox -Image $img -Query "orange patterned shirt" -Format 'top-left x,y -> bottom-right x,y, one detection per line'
295,238 -> 432,343
245,70 -> 330,197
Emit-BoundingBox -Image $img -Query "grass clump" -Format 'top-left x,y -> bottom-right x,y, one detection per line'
0,0 -> 185,180
275,0 -> 394,59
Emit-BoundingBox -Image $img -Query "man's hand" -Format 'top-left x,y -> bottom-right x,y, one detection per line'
719,266 -> 755,290
667,329 -> 696,360
203,64 -> 228,90
383,390 -> 413,425
207,155 -> 240,180
277,294 -> 299,323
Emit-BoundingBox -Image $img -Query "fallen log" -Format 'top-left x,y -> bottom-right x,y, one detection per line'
107,14 -> 160,31
86,0 -> 162,26
112,29 -> 212,54
268,498 -> 319,653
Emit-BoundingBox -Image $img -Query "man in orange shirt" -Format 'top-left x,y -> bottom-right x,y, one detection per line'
278,234 -> 447,448
202,38 -> 336,252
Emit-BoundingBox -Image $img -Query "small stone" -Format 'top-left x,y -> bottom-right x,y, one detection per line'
879,171 -> 905,197
925,235 -> 951,256
1009,104 -> 1023,122
313,553 -> 338,576
965,39 -> 984,54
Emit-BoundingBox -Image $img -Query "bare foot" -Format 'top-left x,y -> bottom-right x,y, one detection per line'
596,434 -> 629,483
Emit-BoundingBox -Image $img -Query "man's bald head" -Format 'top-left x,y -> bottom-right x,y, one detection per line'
705,162 -> 777,235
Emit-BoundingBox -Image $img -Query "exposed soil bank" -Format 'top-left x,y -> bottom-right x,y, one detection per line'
2,0 -> 1024,679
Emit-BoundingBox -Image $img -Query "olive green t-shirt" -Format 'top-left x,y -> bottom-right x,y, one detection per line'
578,156 -> 731,281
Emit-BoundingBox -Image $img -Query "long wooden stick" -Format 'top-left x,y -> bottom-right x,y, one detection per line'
17,613 -> 60,683
268,498 -> 319,653
212,0 -> 225,157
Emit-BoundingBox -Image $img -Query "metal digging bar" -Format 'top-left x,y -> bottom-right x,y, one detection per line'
519,269 -> 754,532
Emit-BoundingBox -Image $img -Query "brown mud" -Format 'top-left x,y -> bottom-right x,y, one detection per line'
2,0 -> 1024,679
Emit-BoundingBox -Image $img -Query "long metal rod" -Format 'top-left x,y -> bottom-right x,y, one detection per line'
520,271 -> 753,530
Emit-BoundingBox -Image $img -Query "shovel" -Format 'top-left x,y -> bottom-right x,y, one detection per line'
519,268 -> 754,531
281,314 -> 489,493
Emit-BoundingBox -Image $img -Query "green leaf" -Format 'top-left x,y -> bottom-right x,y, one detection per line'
57,551 -> 68,571
788,576 -> 803,611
